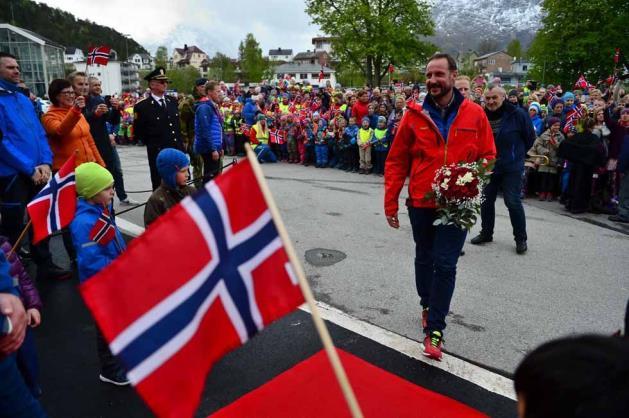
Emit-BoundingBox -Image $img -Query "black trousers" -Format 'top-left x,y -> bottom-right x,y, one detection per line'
201,153 -> 222,184
567,162 -> 594,212
147,146 -> 161,191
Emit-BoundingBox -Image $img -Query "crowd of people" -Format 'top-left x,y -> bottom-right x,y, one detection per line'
0,46 -> 628,418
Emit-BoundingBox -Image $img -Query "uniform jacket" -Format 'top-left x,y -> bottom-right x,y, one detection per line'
144,182 -> 196,227
490,102 -> 537,174
0,236 -> 42,310
194,100 -> 223,154
178,95 -> 196,152
384,97 -> 496,215
42,106 -> 105,170
133,95 -> 183,151
70,199 -> 125,283
0,79 -> 53,177
86,94 -> 120,168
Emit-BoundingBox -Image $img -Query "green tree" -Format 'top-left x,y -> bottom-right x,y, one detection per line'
155,46 -> 169,68
528,0 -> 628,86
208,52 -> 237,82
238,34 -> 269,82
305,0 -> 436,87
506,39 -> 523,60
167,67 -> 201,93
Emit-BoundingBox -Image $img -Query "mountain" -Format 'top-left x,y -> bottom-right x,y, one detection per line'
0,0 -> 147,57
429,0 -> 543,53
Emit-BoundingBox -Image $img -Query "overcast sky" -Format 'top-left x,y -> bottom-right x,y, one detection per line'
37,0 -> 321,58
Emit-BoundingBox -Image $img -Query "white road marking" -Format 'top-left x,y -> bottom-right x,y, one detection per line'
300,301 -> 516,401
116,216 -> 516,401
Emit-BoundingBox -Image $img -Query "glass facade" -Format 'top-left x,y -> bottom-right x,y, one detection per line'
0,26 -> 65,97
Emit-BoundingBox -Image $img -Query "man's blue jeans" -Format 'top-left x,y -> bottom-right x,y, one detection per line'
0,355 -> 47,418
408,207 -> 467,333
479,170 -> 528,242
254,144 -> 277,163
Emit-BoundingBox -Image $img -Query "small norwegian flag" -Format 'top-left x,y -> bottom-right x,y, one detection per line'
87,46 -> 112,66
614,48 -> 620,64
574,74 -> 591,90
563,104 -> 586,134
27,155 -> 76,244
388,63 -> 395,73
89,207 -> 117,246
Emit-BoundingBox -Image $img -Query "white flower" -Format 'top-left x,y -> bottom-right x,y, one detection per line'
455,172 -> 474,186
440,180 -> 449,190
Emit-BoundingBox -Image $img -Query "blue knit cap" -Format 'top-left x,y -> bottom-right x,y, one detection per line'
562,91 -> 575,102
156,148 -> 189,189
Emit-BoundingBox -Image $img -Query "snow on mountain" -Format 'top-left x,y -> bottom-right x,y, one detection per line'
428,0 -> 544,52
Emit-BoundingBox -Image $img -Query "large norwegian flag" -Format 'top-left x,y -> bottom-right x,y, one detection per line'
26,155 -> 76,244
80,159 -> 304,418
87,46 -> 112,66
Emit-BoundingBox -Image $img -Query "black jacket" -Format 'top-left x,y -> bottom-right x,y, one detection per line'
86,94 -> 120,168
486,102 -> 536,173
133,95 -> 183,150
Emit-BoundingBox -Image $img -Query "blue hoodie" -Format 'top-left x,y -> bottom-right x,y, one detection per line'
70,199 -> 125,283
0,79 -> 53,177
242,98 -> 258,126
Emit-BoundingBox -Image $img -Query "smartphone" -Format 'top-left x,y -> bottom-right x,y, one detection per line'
1,315 -> 12,336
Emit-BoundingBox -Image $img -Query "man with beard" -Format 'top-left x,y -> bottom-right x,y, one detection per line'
471,85 -> 535,254
385,53 -> 496,360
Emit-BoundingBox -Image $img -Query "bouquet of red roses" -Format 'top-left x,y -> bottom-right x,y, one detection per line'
425,159 -> 494,230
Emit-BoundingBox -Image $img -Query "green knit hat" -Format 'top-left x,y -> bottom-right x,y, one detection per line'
75,162 -> 113,199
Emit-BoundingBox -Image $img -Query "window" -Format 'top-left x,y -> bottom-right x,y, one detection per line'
489,59 -> 496,65
522,65 -> 528,71
300,73 -> 308,79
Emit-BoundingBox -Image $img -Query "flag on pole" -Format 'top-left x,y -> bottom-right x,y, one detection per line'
388,64 -> 395,74
26,155 -> 76,244
614,48 -> 620,64
87,46 -> 112,66
574,74 -> 591,90
563,104 -> 586,134
80,159 -> 305,418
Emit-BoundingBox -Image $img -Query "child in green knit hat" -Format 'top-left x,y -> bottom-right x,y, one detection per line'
70,162 -> 129,386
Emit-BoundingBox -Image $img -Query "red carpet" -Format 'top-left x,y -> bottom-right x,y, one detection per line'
209,349 -> 487,418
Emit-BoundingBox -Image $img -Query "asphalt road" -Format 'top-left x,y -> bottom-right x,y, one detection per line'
112,145 -> 629,374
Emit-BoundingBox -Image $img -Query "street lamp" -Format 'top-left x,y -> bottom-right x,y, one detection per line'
122,34 -> 131,92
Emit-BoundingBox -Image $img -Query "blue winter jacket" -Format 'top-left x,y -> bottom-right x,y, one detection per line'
344,125 -> 359,145
422,89 -> 465,142
70,199 -> 126,283
491,102 -> 536,173
530,114 -> 543,136
242,98 -> 258,126
0,79 -> 53,177
194,100 -> 223,154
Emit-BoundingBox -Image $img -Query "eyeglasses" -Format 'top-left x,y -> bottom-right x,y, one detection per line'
60,91 -> 76,96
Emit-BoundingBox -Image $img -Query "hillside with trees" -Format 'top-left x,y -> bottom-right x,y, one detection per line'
1,0 -> 146,56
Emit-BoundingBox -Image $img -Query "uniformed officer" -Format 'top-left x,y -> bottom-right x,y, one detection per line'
133,67 -> 184,190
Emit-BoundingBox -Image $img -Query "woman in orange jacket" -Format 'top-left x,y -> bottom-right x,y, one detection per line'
42,79 -> 104,170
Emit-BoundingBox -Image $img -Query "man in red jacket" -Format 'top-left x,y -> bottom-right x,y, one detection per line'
384,53 -> 496,360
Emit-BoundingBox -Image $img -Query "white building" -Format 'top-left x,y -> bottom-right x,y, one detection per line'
273,62 -> 336,87
268,48 -> 293,62
128,53 -> 154,70
64,47 -> 85,64
312,36 -> 334,54
172,45 -> 210,76
76,61 -> 140,95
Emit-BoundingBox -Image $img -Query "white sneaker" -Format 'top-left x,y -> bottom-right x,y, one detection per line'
119,198 -> 140,206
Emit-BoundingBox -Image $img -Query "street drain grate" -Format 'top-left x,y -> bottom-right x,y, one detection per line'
305,248 -> 347,267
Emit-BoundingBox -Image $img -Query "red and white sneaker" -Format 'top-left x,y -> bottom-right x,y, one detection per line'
421,308 -> 429,331
422,331 -> 443,361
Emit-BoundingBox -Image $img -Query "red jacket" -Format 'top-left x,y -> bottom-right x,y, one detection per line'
351,101 -> 370,124
384,100 -> 496,216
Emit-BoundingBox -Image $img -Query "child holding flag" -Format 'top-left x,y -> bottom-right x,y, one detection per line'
70,162 -> 129,386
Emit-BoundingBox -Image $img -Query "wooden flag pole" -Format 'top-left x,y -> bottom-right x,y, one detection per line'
244,143 -> 364,418
7,220 -> 32,258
